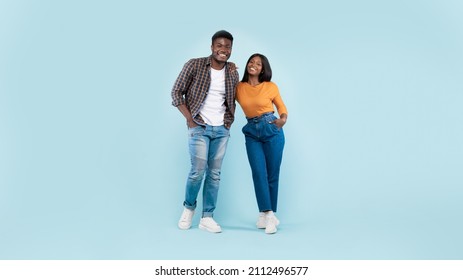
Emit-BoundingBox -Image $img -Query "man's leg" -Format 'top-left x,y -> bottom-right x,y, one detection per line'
179,126 -> 209,230
184,126 -> 209,209
202,125 -> 230,217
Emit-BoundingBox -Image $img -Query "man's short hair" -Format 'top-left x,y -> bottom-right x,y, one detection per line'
212,30 -> 233,43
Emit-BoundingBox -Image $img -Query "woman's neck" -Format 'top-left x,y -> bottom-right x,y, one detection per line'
247,77 -> 260,86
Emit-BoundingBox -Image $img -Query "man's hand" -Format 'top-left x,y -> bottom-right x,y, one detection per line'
177,104 -> 198,128
187,118 -> 198,128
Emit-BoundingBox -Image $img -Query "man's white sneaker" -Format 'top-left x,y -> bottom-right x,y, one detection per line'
257,213 -> 280,229
265,215 -> 278,234
199,217 -> 222,233
178,208 -> 194,230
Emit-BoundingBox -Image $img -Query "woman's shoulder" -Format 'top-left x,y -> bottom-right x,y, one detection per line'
237,81 -> 278,89
237,81 -> 254,89
263,81 -> 279,89
236,82 -> 247,97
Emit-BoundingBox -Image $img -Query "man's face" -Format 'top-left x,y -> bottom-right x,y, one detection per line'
211,38 -> 232,63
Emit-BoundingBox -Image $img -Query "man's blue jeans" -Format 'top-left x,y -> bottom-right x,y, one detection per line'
183,125 -> 230,217
242,113 -> 285,212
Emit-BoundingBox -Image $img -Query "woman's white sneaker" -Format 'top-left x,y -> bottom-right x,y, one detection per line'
265,216 -> 277,234
265,215 -> 279,234
199,217 -> 222,233
257,212 -> 280,229
256,213 -> 267,229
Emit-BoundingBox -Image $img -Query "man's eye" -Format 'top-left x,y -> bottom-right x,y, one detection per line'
217,44 -> 231,49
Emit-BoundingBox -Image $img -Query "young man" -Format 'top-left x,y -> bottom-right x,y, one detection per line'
171,30 -> 239,233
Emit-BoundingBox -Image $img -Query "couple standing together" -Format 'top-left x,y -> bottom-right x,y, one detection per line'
171,30 -> 288,234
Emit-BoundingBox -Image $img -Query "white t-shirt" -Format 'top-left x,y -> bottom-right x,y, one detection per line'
199,67 -> 226,126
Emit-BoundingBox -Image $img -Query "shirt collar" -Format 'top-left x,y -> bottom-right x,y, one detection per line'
206,55 -> 227,69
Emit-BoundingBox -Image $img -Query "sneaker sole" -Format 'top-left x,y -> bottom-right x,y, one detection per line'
199,224 -> 222,233
257,219 -> 280,229
178,223 -> 192,230
265,228 -> 277,234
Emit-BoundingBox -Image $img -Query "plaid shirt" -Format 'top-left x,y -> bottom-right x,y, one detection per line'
171,56 -> 239,128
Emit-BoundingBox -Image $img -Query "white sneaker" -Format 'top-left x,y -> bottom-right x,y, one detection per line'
257,212 -> 280,229
265,215 -> 279,234
178,208 -> 194,230
199,217 -> 222,233
256,213 -> 266,229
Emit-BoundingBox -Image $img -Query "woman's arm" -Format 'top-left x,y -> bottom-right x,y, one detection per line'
273,113 -> 287,128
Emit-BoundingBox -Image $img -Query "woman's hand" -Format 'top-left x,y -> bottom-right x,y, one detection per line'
272,114 -> 287,129
272,118 -> 286,129
228,62 -> 238,72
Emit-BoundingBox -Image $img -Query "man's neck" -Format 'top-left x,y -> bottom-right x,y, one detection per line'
211,59 -> 226,70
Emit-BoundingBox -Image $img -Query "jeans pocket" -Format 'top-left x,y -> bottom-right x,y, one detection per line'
189,126 -> 204,137
222,126 -> 231,137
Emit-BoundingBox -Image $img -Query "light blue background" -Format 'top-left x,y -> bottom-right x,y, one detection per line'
1,0 -> 462,260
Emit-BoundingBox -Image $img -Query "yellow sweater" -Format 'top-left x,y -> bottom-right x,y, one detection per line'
236,81 -> 288,118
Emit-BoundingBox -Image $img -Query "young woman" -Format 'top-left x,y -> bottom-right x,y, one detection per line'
236,53 -> 288,234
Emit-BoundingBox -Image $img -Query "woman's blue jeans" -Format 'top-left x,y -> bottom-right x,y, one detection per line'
242,112 -> 285,212
183,125 -> 230,217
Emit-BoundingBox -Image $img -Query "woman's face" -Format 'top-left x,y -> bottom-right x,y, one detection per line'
246,56 -> 262,77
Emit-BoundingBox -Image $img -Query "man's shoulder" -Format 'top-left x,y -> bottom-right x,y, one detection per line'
225,62 -> 240,82
185,56 -> 210,66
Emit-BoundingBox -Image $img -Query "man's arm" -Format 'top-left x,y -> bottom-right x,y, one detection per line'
171,59 -> 195,107
171,59 -> 198,128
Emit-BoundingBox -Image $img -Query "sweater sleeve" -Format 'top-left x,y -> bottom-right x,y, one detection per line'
272,84 -> 288,116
